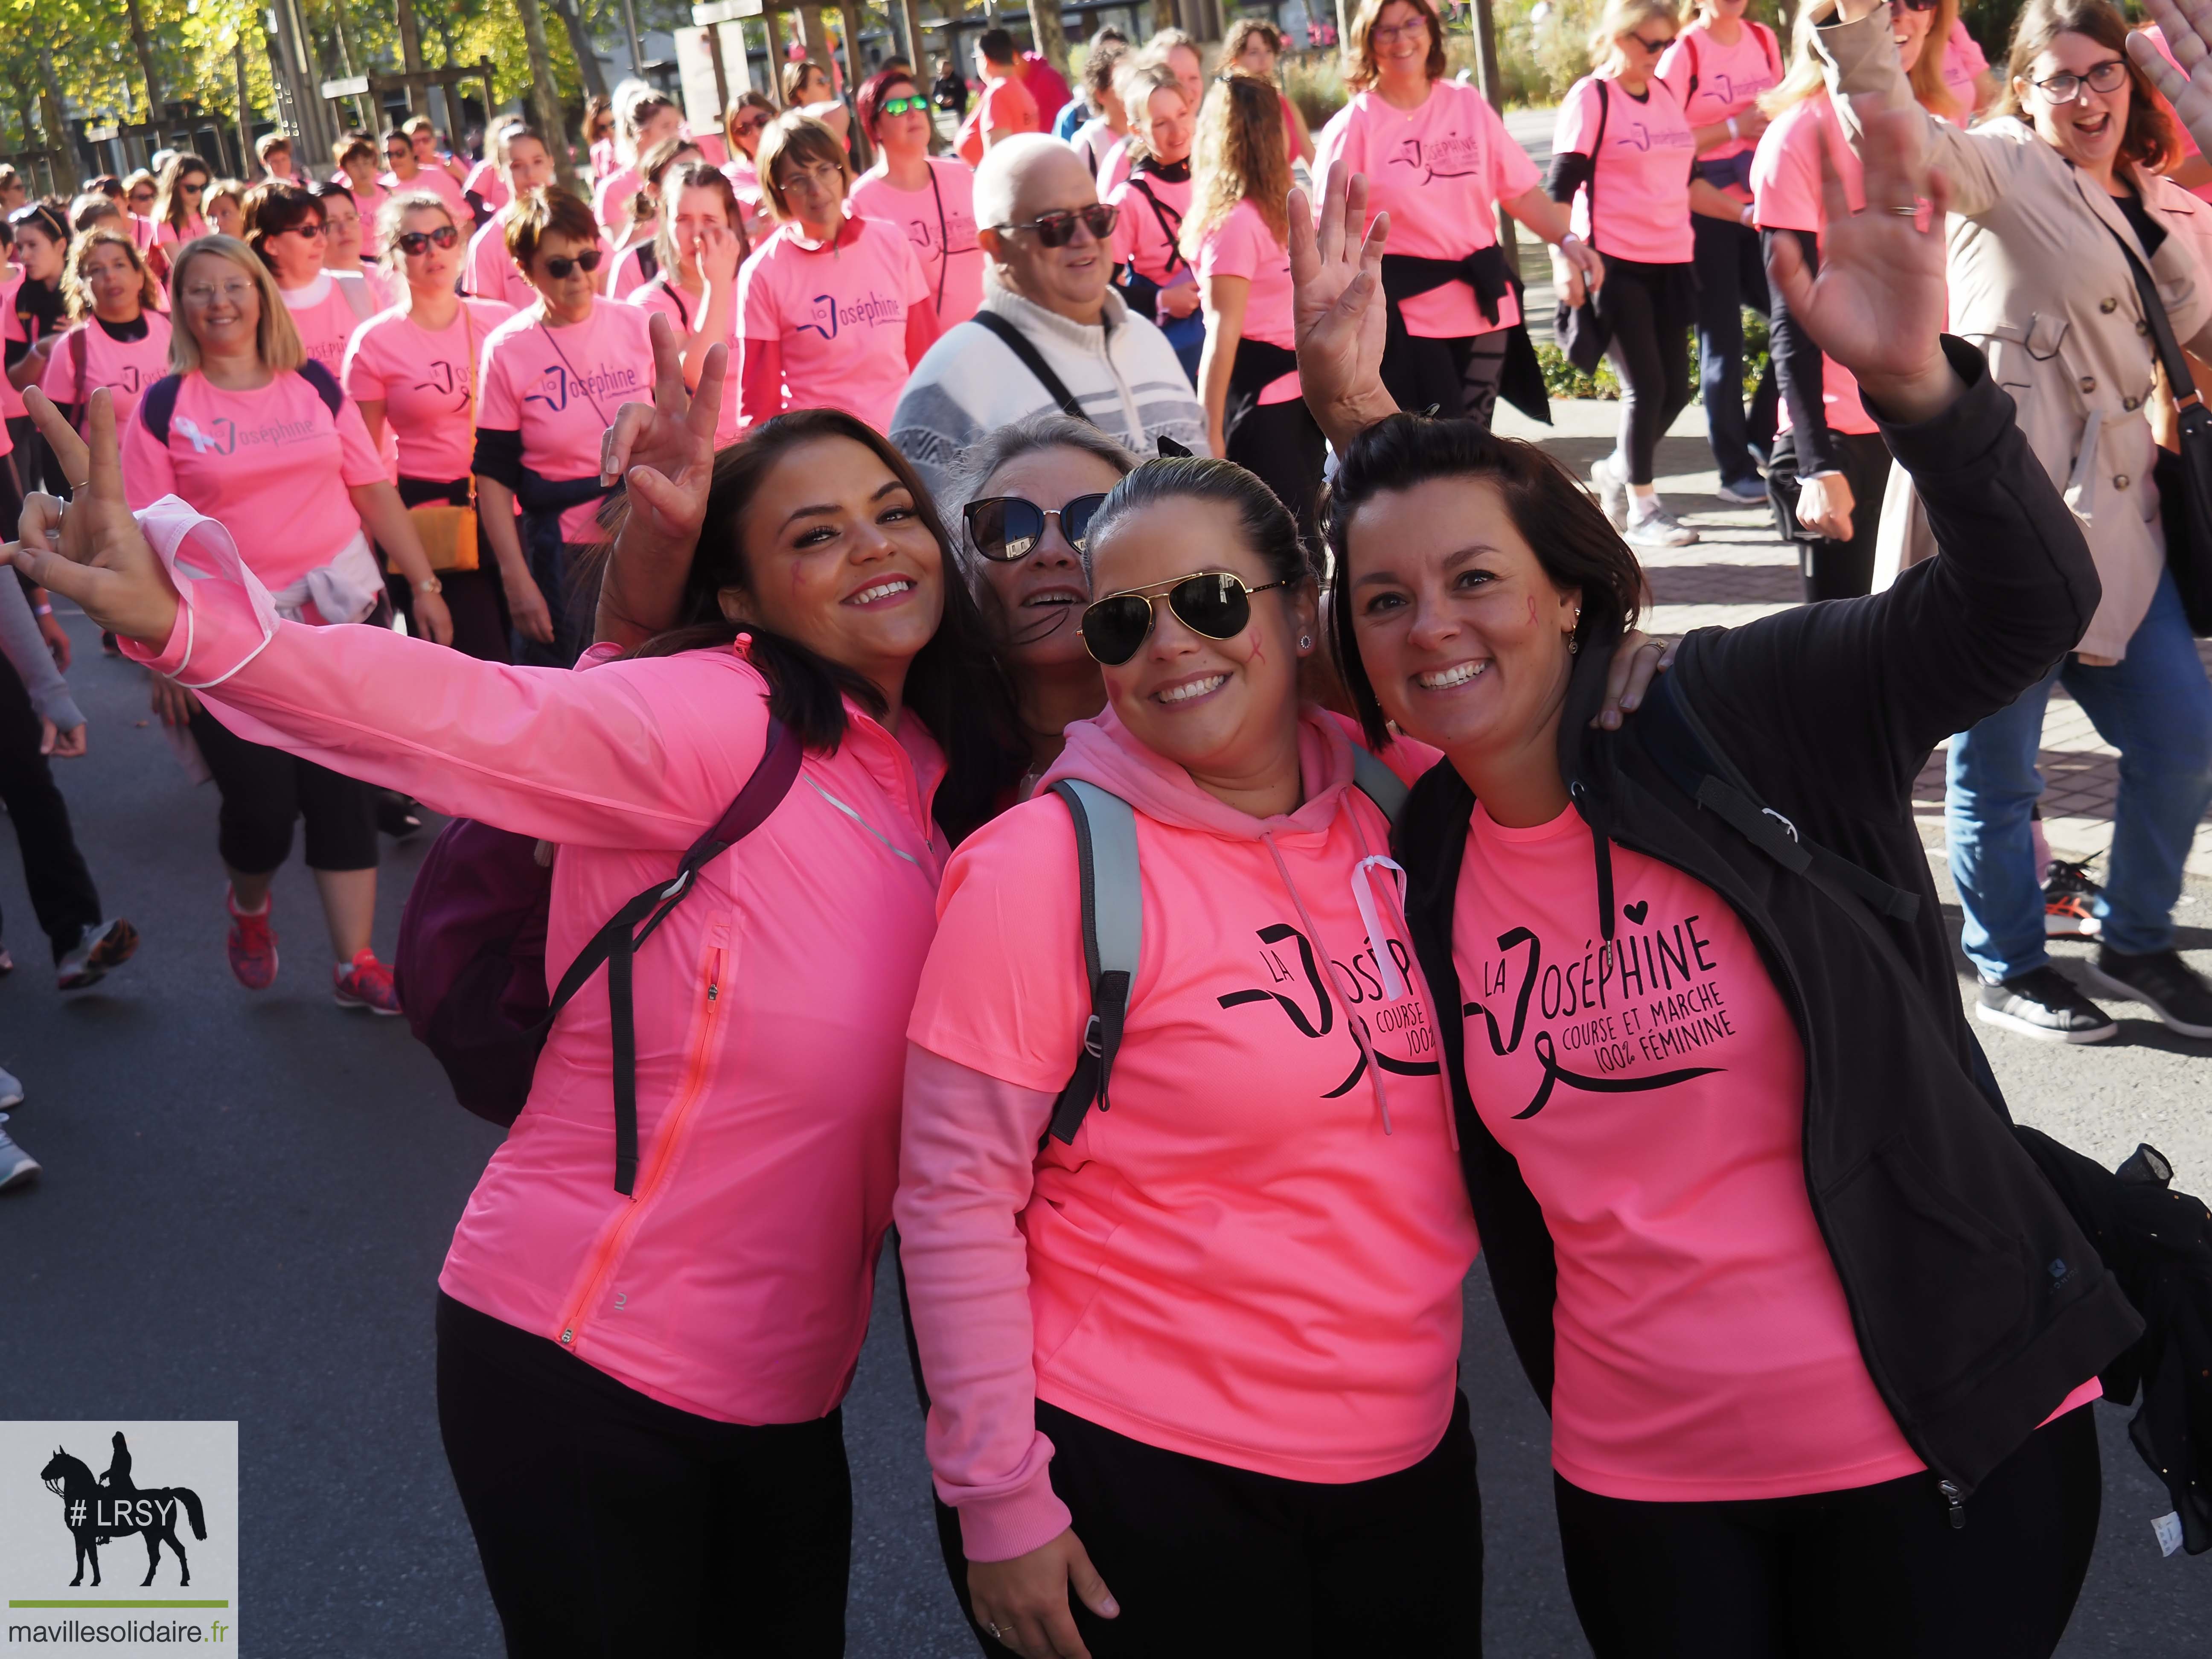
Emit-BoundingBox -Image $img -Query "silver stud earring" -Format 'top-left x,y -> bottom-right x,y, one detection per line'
1300,635 -> 1312,649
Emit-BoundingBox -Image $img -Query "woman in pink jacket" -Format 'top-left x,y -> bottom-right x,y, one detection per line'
897,456 -> 1482,1656
15,348 -> 1025,1656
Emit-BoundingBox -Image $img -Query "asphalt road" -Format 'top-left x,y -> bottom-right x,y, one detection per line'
5,607 -> 2209,1656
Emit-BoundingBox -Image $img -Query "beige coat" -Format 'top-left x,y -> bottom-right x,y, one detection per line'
1819,10 -> 2212,661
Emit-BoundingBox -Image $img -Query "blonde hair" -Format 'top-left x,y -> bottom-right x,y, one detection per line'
376,189 -> 459,277
63,226 -> 162,320
1182,69 -> 1290,255
1589,0 -> 1681,73
1764,0 -> 1958,116
167,237 -> 304,374
1118,61 -> 1189,163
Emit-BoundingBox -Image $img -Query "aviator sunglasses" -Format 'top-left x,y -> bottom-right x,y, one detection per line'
994,204 -> 1119,247
878,95 -> 932,117
1081,571 -> 1294,666
964,493 -> 1109,561
395,224 -> 460,256
542,247 -> 605,279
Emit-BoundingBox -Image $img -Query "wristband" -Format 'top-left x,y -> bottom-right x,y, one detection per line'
34,603 -> 53,616
1727,116 -> 1740,141
414,576 -> 443,596
1559,232 -> 1582,249
1740,205 -> 1756,227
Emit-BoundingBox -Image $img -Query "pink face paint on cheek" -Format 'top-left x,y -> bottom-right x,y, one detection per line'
1527,595 -> 1539,629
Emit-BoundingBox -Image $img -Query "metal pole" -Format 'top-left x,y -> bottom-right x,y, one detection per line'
621,0 -> 647,79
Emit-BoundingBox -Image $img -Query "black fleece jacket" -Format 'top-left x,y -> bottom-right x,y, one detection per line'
1397,338 -> 2144,1509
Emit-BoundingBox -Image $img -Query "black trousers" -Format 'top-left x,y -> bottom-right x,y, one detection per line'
1554,1405 -> 2101,1659
6,413 -> 65,497
0,650 -> 102,961
187,705 -> 378,875
435,1292 -> 851,1659
1765,427 -> 1892,602
1596,256 -> 1697,487
389,476 -> 514,664
1692,215 -> 1779,488
1225,396 -> 1327,547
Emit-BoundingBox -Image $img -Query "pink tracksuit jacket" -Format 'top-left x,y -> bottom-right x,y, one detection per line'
898,706 -> 1480,1562
130,501 -> 947,1425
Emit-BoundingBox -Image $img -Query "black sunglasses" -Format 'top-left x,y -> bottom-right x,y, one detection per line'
965,493 -> 1109,561
396,224 -> 461,255
1887,0 -> 1939,11
1080,571 -> 1294,666
995,203 -> 1118,247
543,247 -> 605,279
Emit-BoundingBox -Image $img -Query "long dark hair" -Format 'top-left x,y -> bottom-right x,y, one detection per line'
1323,414 -> 1645,750
628,410 -> 1026,843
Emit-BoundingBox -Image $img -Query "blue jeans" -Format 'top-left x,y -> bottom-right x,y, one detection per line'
1947,568 -> 2212,979
1692,214 -> 1778,489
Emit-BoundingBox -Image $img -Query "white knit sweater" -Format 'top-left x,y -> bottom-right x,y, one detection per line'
888,275 -> 1208,507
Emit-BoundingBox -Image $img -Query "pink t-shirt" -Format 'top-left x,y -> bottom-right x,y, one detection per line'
1656,19 -> 1783,195
1107,167 -> 1192,291
1450,803 -> 2100,1500
1554,73 -> 1698,266
0,271 -> 27,422
594,166 -> 646,237
591,137 -> 618,181
737,216 -> 930,432
477,296 -> 656,541
850,158 -> 986,327
630,276 -> 741,447
346,176 -> 390,251
1752,96 -> 1879,438
41,311 -> 173,429
1941,17 -> 1987,127
1196,199 -> 1300,406
1096,136 -> 1134,197
466,159 -> 509,215
343,298 -> 517,480
465,211 -> 536,310
609,239 -> 657,299
281,273 -> 375,382
2142,26 -> 2212,203
128,214 -> 158,254
121,368 -> 385,590
153,214 -> 210,249
381,164 -> 469,221
908,711 -> 1476,1484
1311,81 -> 1540,338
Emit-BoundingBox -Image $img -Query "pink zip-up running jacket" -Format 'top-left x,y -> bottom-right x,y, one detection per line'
898,706 -> 1480,1562
128,501 -> 948,1425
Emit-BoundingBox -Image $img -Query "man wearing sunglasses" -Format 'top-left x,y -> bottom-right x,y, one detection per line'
889,135 -> 1207,505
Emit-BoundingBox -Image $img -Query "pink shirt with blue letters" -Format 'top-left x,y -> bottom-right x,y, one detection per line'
737,215 -> 929,432
1553,73 -> 1698,266
476,296 -> 656,541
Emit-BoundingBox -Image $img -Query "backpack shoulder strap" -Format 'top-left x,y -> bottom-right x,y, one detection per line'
1350,745 -> 1409,826
1755,21 -> 1782,80
1685,30 -> 1701,97
70,322 -> 87,408
1045,777 -> 1141,1146
141,373 -> 184,445
296,358 -> 345,417
972,309 -> 1093,425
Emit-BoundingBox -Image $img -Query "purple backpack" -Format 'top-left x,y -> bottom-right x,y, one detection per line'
394,719 -> 801,1193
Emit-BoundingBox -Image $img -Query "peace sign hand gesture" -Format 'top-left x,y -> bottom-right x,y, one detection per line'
0,387 -> 180,648
594,310 -> 725,651
1764,100 -> 1962,424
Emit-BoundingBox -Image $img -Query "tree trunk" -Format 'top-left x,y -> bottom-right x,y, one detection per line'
552,0 -> 611,103
35,47 -> 79,195
1027,0 -> 1069,75
513,0 -> 576,174
123,0 -> 164,124
233,36 -> 255,178
395,0 -> 427,118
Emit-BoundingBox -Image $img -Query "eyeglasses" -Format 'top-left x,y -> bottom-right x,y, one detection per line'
993,203 -> 1118,247
1628,30 -> 1675,53
776,160 -> 846,194
1370,18 -> 1429,42
877,95 -> 931,117
183,279 -> 257,305
541,247 -> 605,279
733,113 -> 771,136
2029,58 -> 2128,102
181,181 -> 204,195
396,224 -> 461,255
1080,570 -> 1294,666
965,493 -> 1109,561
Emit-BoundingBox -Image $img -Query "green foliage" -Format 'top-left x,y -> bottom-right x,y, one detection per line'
1537,338 -> 1622,398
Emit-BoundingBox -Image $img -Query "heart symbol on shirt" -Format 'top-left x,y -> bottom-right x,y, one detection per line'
1622,901 -> 1649,926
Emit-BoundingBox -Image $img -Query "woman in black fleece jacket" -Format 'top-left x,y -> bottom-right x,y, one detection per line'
1294,117 -> 2138,1656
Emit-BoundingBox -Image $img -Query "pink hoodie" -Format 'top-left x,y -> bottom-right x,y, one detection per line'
128,501 -> 949,1425
898,705 -> 1478,1562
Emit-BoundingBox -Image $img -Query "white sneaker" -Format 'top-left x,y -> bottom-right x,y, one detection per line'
0,1065 -> 20,1109
1590,455 -> 1630,529
1626,501 -> 1700,547
0,1114 -> 39,1192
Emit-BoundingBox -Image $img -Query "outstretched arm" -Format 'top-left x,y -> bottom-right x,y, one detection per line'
1816,0 -> 2011,217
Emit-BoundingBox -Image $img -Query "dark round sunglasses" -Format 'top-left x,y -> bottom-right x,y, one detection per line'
544,247 -> 604,279
1080,571 -> 1293,666
994,203 -> 1118,248
396,224 -> 460,255
964,493 -> 1108,562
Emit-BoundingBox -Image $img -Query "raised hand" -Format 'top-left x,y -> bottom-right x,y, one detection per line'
697,221 -> 743,290
1,388 -> 180,647
594,311 -> 724,649
1765,100 -> 1960,423
1290,165 -> 1398,451
2132,0 -> 2212,158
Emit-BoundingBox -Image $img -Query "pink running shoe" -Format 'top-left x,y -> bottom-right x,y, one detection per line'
226,888 -> 278,990
334,949 -> 402,1016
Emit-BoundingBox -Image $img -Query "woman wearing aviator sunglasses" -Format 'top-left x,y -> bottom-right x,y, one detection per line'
343,194 -> 527,661
721,90 -> 779,243
147,152 -> 212,283
852,67 -> 989,328
1813,0 -> 2212,1044
737,113 -> 938,432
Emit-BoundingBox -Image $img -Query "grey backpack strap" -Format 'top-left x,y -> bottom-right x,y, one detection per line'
1045,778 -> 1141,1146
1349,746 -> 1409,826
